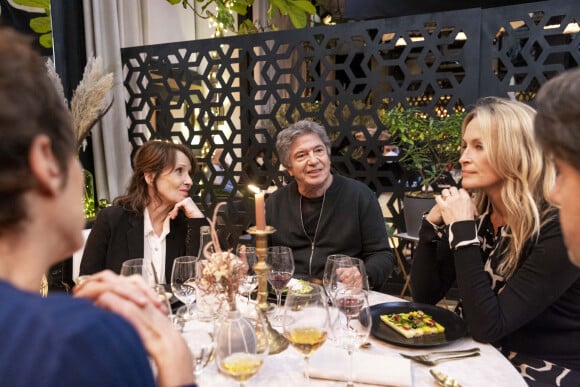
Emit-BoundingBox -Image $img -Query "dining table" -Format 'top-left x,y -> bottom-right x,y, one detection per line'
189,291 -> 527,387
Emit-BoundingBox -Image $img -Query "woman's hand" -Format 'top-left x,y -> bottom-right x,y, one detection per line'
425,202 -> 445,226
435,187 -> 478,225
73,271 -> 195,387
168,197 -> 204,219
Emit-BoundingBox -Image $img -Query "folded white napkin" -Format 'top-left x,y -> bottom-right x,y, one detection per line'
309,346 -> 412,386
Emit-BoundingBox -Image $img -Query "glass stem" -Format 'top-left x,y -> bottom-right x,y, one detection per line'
304,356 -> 310,382
347,349 -> 354,387
276,291 -> 282,317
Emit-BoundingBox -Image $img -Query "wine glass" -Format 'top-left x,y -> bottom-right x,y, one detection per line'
282,283 -> 331,383
120,258 -> 155,285
333,290 -> 372,386
237,246 -> 258,307
171,256 -> 197,320
215,310 -> 269,387
181,318 -> 215,377
322,254 -> 349,303
266,246 -> 295,325
152,284 -> 172,319
328,256 -> 369,300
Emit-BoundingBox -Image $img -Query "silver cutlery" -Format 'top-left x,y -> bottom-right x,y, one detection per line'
424,347 -> 480,356
400,348 -> 480,366
430,369 -> 461,387
400,347 -> 479,359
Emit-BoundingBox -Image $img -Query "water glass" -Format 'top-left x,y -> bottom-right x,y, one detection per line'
237,246 -> 258,306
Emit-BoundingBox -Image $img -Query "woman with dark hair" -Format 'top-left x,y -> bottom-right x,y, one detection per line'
0,27 -> 194,386
80,140 -> 207,283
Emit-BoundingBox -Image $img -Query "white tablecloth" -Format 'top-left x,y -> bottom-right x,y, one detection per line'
192,292 -> 526,387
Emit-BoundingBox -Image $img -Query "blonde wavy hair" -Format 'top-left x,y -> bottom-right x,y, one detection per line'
462,97 -> 556,278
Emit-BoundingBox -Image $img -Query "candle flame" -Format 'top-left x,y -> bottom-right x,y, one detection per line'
248,184 -> 260,194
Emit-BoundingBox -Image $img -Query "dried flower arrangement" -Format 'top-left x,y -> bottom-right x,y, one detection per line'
198,202 -> 246,311
45,57 -> 114,150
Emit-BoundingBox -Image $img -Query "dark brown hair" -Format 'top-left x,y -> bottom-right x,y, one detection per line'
535,68 -> 580,171
114,140 -> 197,213
0,27 -> 75,231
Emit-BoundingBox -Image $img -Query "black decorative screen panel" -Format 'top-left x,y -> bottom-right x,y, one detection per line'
480,2 -> 580,100
122,0 -> 578,243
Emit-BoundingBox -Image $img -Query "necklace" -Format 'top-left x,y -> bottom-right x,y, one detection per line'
299,191 -> 326,276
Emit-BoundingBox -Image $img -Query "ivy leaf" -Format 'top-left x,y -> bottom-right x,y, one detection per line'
230,3 -> 248,15
231,0 -> 253,15
39,32 -> 52,48
12,0 -> 49,7
269,0 -> 289,15
288,7 -> 308,28
288,0 -> 316,14
30,16 -> 51,34
238,19 -> 259,34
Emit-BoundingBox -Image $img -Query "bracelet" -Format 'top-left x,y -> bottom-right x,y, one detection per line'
422,212 -> 446,239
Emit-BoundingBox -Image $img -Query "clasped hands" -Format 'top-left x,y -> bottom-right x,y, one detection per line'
74,271 -> 194,387
336,267 -> 363,289
426,187 -> 478,227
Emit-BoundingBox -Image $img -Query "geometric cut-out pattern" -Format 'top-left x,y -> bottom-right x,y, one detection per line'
122,0 -> 579,244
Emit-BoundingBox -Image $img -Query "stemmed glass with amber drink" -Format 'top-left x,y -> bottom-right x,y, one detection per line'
215,309 -> 269,386
282,283 -> 331,383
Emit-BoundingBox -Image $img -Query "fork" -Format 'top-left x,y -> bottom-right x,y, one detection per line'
400,347 -> 480,359
400,351 -> 481,366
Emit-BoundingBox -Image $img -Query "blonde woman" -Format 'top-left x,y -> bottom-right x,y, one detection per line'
411,97 -> 580,386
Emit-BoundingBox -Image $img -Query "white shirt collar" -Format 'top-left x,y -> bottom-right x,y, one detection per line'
143,208 -> 171,284
144,207 -> 171,239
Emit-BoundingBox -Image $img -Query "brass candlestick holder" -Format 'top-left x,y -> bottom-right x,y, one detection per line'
247,225 -> 288,355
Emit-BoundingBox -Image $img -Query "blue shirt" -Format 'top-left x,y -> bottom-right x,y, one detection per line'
0,280 -> 155,387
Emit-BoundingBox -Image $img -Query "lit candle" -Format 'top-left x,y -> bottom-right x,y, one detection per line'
249,185 -> 266,230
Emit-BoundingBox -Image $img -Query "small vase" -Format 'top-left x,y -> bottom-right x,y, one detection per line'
82,169 -> 96,220
215,309 -> 269,386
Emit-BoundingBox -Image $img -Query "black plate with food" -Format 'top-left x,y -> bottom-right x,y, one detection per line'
369,302 -> 468,348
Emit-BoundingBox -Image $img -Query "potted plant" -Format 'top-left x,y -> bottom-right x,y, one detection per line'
379,108 -> 466,236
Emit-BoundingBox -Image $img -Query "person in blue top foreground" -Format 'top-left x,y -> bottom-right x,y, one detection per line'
266,120 -> 395,290
0,27 -> 194,386
535,67 -> 580,269
410,97 -> 580,386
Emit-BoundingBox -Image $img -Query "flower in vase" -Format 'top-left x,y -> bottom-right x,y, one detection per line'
198,202 -> 247,311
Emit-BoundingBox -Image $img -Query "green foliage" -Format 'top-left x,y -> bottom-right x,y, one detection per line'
380,108 -> 465,188
14,0 -> 52,48
166,0 -> 316,34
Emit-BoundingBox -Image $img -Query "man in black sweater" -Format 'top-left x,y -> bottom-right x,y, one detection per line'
266,120 -> 395,290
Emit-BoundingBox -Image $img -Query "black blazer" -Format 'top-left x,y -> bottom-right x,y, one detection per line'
79,205 -> 206,283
